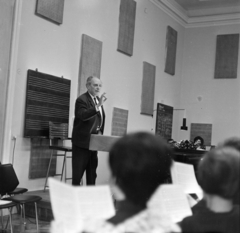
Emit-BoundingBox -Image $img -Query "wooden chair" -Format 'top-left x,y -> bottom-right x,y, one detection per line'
44,121 -> 72,191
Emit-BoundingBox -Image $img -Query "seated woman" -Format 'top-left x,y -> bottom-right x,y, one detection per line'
51,132 -> 181,233
193,136 -> 206,150
180,146 -> 240,233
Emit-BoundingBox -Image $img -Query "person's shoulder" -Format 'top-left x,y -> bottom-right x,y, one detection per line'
76,92 -> 89,101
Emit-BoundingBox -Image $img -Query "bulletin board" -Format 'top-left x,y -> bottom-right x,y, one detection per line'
155,103 -> 173,140
24,69 -> 71,138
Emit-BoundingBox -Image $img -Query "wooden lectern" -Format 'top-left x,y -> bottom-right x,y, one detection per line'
89,135 -> 120,152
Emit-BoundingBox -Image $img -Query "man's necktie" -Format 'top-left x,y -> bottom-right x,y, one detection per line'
93,97 -> 98,106
93,97 -> 103,129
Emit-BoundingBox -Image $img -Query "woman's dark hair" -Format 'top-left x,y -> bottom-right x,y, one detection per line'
109,132 -> 173,207
194,136 -> 204,145
197,146 -> 240,199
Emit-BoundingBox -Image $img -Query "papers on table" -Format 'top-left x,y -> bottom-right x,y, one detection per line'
171,161 -> 203,199
49,178 -> 115,233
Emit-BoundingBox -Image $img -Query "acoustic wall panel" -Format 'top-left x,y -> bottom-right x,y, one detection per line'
141,62 -> 156,116
35,0 -> 65,24
117,0 -> 136,56
24,69 -> 70,138
164,26 -> 177,76
190,123 -> 212,146
29,138 -> 58,179
214,34 -> 239,79
78,34 -> 102,95
112,107 -> 128,136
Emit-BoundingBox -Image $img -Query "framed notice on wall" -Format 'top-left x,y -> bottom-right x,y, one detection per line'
155,103 -> 173,140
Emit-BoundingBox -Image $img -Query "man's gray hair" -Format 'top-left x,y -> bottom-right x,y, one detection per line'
86,76 -> 99,86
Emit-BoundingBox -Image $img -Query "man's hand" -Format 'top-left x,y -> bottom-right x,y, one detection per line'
97,92 -> 107,107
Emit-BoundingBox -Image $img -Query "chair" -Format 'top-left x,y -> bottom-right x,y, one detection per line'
0,163 -> 28,198
44,121 -> 72,191
0,160 -> 28,197
0,163 -> 42,232
0,200 -> 17,233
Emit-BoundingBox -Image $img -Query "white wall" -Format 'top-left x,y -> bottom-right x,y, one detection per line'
0,0 -> 15,160
179,24 -> 240,145
6,0 -> 185,190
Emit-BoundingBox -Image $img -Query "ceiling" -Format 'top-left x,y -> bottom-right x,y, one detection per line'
152,0 -> 240,27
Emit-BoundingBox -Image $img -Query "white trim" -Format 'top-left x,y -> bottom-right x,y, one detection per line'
149,0 -> 187,27
149,0 -> 240,28
2,0 -> 22,164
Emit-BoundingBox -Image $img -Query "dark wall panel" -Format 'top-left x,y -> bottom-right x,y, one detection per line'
24,69 -> 71,138
214,34 -> 239,79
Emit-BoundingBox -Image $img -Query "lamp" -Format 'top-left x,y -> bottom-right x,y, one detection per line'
180,118 -> 188,130
174,109 -> 188,131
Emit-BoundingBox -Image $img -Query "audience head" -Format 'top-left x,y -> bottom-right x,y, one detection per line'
219,137 -> 240,204
109,132 -> 173,207
220,136 -> 240,152
197,146 -> 240,200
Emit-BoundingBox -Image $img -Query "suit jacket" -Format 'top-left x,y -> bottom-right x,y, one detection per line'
72,92 -> 105,149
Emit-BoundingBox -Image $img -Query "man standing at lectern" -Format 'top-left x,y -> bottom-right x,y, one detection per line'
72,76 -> 106,185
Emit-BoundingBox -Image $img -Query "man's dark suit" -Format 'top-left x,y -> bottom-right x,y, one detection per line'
72,92 -> 105,185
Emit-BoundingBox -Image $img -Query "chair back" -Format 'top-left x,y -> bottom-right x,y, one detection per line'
0,163 -> 19,196
49,121 -> 69,140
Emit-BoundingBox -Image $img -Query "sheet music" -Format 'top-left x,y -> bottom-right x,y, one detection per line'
49,178 -> 115,233
148,184 -> 192,223
171,161 -> 203,199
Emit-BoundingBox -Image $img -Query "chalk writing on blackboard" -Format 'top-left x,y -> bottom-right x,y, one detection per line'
155,103 -> 173,140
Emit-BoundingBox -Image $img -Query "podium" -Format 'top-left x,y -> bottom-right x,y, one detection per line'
172,149 -> 206,174
89,135 -> 120,152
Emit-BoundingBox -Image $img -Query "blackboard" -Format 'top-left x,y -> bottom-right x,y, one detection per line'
24,69 -> 71,138
155,103 -> 173,140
